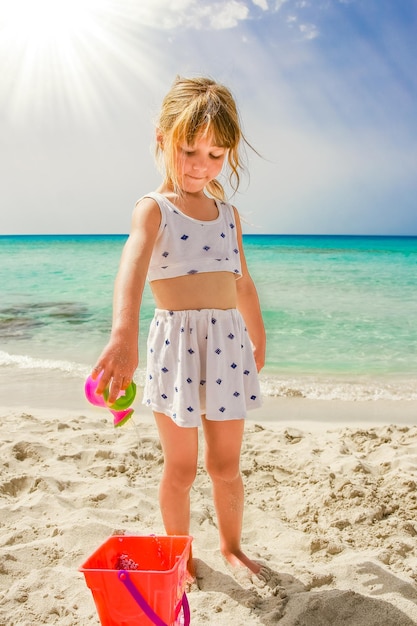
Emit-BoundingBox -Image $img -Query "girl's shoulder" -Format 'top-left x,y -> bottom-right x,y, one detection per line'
134,192 -> 168,218
136,191 -> 178,216
135,190 -> 165,206
131,193 -> 164,233
219,200 -> 240,227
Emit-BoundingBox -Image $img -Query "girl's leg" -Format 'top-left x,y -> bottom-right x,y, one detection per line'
154,412 -> 199,536
202,417 -> 261,575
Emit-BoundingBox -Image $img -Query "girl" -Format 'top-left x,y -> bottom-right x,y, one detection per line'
92,76 -> 267,578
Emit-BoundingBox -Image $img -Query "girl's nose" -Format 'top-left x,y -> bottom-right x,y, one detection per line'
192,157 -> 207,171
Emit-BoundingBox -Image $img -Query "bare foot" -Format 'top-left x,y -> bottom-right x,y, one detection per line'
223,549 -> 272,582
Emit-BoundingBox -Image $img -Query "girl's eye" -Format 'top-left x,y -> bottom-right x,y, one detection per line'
179,147 -> 225,159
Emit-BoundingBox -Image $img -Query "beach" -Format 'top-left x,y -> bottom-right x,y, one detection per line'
1,372 -> 417,625
1,233 -> 416,623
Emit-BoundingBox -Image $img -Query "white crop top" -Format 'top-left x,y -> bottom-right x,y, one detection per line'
144,192 -> 242,282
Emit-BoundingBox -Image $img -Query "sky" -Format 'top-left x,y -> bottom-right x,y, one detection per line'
0,0 -> 416,235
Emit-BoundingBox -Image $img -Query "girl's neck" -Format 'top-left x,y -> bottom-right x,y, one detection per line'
157,183 -> 219,221
157,182 -> 209,207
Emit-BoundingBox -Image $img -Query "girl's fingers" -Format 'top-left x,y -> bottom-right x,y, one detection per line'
91,365 -> 102,380
90,362 -> 133,400
121,377 -> 132,390
109,376 -> 127,403
96,372 -> 112,395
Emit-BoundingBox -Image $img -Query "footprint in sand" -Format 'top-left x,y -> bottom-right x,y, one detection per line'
0,476 -> 34,498
12,441 -> 51,462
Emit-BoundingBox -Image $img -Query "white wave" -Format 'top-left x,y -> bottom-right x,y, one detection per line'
260,374 -> 417,402
1,350 -> 415,402
0,350 -> 89,377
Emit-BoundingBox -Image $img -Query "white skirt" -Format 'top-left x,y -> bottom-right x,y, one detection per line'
142,308 -> 262,427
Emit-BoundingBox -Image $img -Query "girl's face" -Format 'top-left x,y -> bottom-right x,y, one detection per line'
174,133 -> 227,193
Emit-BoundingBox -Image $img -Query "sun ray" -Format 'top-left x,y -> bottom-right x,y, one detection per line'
0,0 -> 163,125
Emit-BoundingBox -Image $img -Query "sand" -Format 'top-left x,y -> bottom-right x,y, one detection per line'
1,375 -> 417,625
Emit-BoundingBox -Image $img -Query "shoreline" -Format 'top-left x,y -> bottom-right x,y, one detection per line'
1,366 -> 416,427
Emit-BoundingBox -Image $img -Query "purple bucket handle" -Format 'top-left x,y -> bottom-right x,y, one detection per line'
118,570 -> 190,626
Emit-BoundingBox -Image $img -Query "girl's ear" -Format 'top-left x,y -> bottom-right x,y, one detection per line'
156,129 -> 164,148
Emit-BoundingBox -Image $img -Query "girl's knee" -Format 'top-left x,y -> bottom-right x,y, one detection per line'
206,458 -> 241,483
163,462 -> 197,491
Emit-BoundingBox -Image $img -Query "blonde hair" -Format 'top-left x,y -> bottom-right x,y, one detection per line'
155,76 -> 250,200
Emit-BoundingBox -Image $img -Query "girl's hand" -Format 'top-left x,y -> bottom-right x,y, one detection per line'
91,338 -> 138,404
253,344 -> 266,373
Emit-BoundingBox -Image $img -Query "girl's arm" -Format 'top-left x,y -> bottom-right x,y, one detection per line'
233,207 -> 266,372
93,197 -> 161,403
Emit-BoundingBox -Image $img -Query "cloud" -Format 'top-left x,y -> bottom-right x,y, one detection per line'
124,0 -> 250,30
274,0 -> 289,9
284,13 -> 319,40
204,1 -> 249,29
298,22 -> 319,39
251,0 -> 269,10
122,0 -> 292,31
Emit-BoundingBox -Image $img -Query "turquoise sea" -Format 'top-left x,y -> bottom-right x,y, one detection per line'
1,234 -> 416,402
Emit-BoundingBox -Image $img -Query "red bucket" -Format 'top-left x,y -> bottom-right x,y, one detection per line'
79,535 -> 192,626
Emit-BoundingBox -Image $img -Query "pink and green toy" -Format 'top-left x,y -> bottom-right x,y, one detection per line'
85,371 -> 136,427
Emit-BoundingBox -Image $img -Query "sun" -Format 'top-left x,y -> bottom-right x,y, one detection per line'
0,0 -> 106,120
0,0 -> 157,123
2,0 -> 100,47
0,0 -> 104,76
